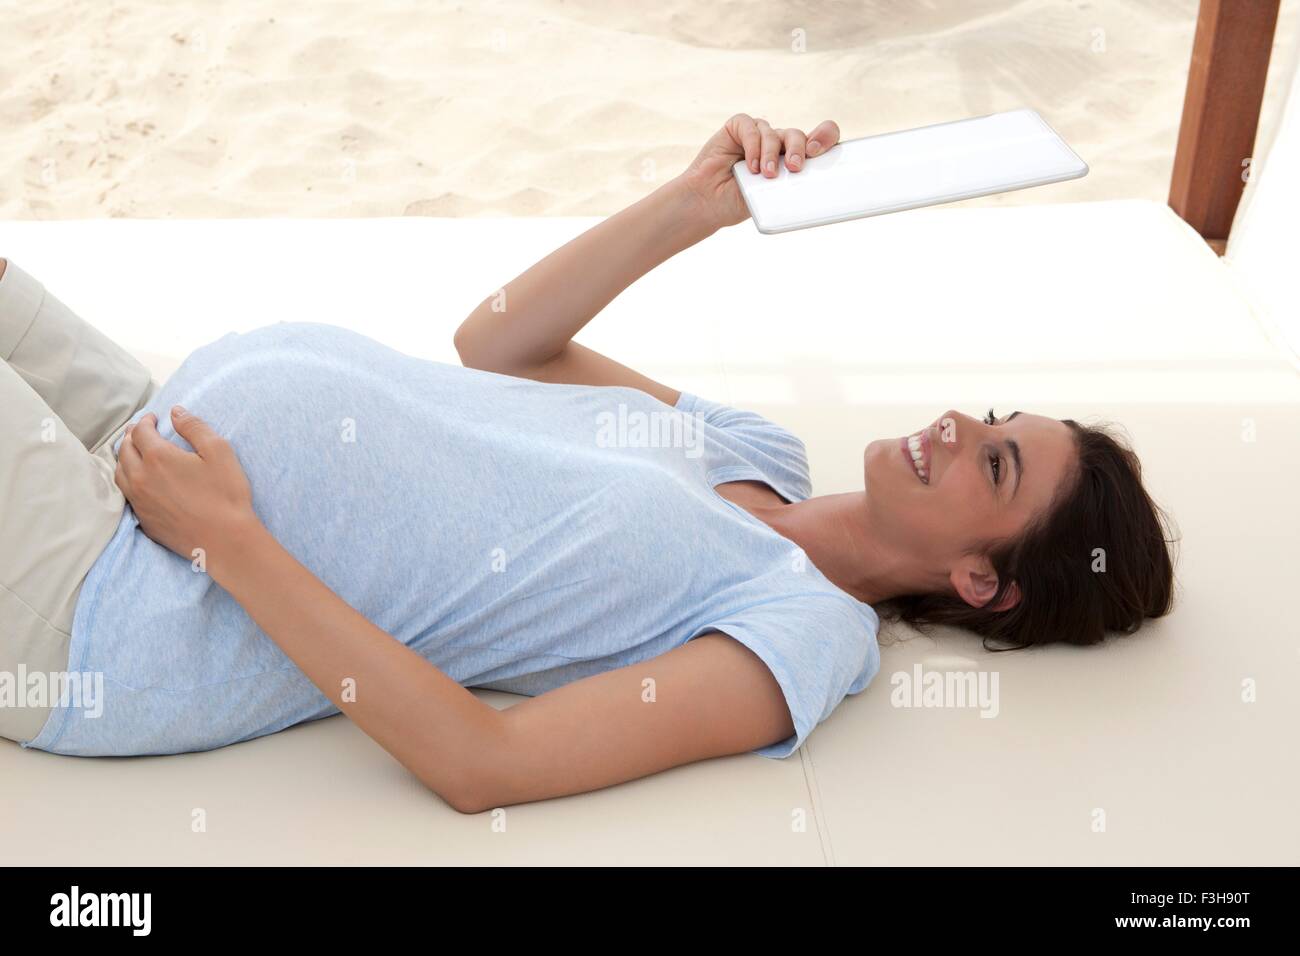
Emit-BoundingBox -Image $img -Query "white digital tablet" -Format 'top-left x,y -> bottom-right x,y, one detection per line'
732,108 -> 1089,234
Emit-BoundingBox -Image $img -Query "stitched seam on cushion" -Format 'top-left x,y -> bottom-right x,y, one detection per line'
802,741 -> 836,867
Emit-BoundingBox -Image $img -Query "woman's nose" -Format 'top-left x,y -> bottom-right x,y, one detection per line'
936,410 -> 967,447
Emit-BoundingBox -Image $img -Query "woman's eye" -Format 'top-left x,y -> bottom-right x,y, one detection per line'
990,454 -> 1002,484
984,408 -> 997,425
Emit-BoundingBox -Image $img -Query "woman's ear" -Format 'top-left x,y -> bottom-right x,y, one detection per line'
950,556 -> 1022,612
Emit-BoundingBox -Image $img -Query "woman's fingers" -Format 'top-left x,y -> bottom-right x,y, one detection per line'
729,113 -> 762,173
805,119 -> 841,157
781,128 -> 808,170
170,405 -> 228,460
125,413 -> 168,457
116,414 -> 178,490
726,114 -> 840,174
755,118 -> 783,177
115,422 -> 143,491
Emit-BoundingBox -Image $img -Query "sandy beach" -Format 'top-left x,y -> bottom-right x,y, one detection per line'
1,0 -> 1296,219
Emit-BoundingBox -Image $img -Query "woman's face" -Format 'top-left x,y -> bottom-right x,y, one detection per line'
863,408 -> 1078,597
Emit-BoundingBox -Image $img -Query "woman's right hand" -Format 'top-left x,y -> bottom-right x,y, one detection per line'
677,113 -> 841,230
114,406 -> 260,570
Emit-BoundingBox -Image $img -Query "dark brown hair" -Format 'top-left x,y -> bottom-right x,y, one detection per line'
879,419 -> 1178,650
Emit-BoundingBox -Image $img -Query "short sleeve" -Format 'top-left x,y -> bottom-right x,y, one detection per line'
675,390 -> 813,503
691,591 -> 881,759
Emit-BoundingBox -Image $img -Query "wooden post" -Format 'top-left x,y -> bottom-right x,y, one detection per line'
1168,0 -> 1281,254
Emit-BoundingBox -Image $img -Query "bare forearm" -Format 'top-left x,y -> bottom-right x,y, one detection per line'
454,176 -> 718,373
206,518 -> 503,811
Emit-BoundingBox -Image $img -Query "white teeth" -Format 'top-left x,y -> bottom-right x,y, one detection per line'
907,432 -> 928,483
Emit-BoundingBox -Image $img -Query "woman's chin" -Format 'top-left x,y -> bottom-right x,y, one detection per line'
863,438 -> 895,492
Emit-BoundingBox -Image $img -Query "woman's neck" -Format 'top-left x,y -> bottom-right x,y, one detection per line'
748,492 -> 935,605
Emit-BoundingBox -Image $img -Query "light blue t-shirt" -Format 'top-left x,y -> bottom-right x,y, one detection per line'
24,322 -> 880,759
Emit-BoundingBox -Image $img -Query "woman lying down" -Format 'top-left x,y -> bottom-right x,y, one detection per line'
0,115 -> 1176,813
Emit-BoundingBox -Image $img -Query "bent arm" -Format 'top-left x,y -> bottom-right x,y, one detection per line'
453,176 -> 718,406
205,518 -> 506,814
474,631 -> 795,811
207,519 -> 793,812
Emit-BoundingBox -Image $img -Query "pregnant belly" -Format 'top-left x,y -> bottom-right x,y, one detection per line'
99,324 -> 458,682
145,322 -> 453,587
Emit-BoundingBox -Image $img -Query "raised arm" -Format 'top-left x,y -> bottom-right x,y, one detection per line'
453,176 -> 711,407
453,114 -> 841,406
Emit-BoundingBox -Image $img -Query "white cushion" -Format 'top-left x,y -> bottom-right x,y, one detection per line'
1,206 -> 1295,864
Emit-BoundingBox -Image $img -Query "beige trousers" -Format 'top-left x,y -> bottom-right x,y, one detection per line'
0,259 -> 159,743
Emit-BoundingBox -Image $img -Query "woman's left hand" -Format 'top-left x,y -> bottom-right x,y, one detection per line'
114,406 -> 259,566
678,114 -> 841,230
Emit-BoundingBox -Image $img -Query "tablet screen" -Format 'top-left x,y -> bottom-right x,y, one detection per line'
734,108 -> 1089,233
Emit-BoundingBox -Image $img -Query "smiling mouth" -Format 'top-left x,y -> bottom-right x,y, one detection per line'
899,429 -> 931,484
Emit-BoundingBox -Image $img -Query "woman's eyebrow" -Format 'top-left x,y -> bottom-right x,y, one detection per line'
994,411 -> 1023,498
1008,438 -> 1023,498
